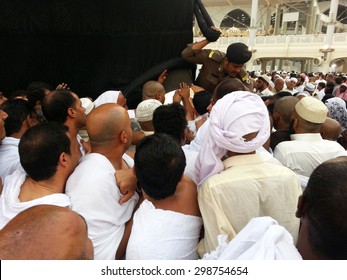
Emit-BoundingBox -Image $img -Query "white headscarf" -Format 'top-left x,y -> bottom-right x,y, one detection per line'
195,91 -> 270,185
93,90 -> 120,108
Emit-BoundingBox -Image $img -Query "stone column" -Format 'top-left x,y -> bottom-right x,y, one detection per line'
322,0 -> 338,73
248,0 -> 259,50
278,58 -> 283,70
274,4 -> 281,35
305,0 -> 315,34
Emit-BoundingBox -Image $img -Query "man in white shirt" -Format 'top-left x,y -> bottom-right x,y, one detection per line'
255,75 -> 274,97
66,103 -> 139,260
0,123 -> 81,229
274,97 -> 345,188
126,134 -> 202,260
196,92 -> 302,257
0,99 -> 40,180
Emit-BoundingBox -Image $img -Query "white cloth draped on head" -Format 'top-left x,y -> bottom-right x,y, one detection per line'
195,91 -> 270,185
93,90 -> 120,108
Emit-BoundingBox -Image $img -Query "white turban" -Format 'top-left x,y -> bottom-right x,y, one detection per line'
93,90 -> 120,108
195,91 -> 270,185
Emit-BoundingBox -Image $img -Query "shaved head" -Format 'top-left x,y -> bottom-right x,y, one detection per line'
320,117 -> 341,141
87,103 -> 132,148
142,81 -> 165,103
0,205 -> 93,260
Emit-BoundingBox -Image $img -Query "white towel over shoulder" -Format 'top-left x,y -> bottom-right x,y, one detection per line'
203,216 -> 302,260
126,199 -> 202,260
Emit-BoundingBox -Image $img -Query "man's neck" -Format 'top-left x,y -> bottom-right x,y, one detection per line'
91,146 -> 126,170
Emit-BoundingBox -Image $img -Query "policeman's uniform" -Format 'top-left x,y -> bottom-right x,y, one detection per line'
182,43 -> 253,93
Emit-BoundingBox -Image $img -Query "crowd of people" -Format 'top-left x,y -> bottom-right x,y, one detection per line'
1,29 -> 347,260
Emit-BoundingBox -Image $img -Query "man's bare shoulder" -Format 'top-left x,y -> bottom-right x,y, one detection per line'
175,176 -> 201,217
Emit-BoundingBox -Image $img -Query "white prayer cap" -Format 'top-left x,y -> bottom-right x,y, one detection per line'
289,77 -> 298,83
295,96 -> 328,124
304,83 -> 315,92
196,91 -> 270,185
258,75 -> 271,85
136,99 -> 162,122
80,97 -> 95,115
93,90 -> 120,108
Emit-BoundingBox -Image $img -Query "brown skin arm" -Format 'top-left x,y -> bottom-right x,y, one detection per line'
115,194 -> 144,259
179,82 -> 194,121
115,168 -> 137,205
157,69 -> 168,84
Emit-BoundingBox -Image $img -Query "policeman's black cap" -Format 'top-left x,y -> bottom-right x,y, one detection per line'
226,43 -> 252,64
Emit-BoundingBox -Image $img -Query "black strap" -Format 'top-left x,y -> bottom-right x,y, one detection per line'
194,0 -> 221,42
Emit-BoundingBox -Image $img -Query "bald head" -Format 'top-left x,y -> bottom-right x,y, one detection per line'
87,103 -> 132,148
320,117 -> 341,141
274,78 -> 284,92
142,81 -> 165,103
273,96 -> 299,129
0,205 -> 93,259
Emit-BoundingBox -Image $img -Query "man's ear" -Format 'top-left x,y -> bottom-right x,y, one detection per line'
293,117 -> 299,130
295,195 -> 306,218
223,57 -> 229,66
25,115 -> 37,128
58,152 -> 69,168
120,130 -> 128,144
272,111 -> 280,124
67,107 -> 76,118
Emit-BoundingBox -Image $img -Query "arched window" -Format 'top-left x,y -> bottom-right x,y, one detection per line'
323,5 -> 347,24
220,9 -> 250,29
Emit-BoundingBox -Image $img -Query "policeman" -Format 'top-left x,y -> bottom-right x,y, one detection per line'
182,33 -> 253,93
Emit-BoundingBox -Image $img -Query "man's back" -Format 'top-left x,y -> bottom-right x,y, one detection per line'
198,154 -> 302,256
127,134 -> 202,260
66,153 -> 138,260
126,199 -> 202,260
274,134 -> 345,177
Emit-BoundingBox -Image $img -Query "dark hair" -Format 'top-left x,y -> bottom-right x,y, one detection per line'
322,94 -> 334,104
325,82 -> 335,95
135,133 -> 186,200
318,82 -> 326,89
192,90 -> 211,115
1,99 -> 36,136
214,78 -> 246,100
19,122 -> 71,181
302,157 -> 347,259
334,76 -> 342,85
42,89 -> 76,123
153,103 -> 187,144
26,81 -> 53,108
